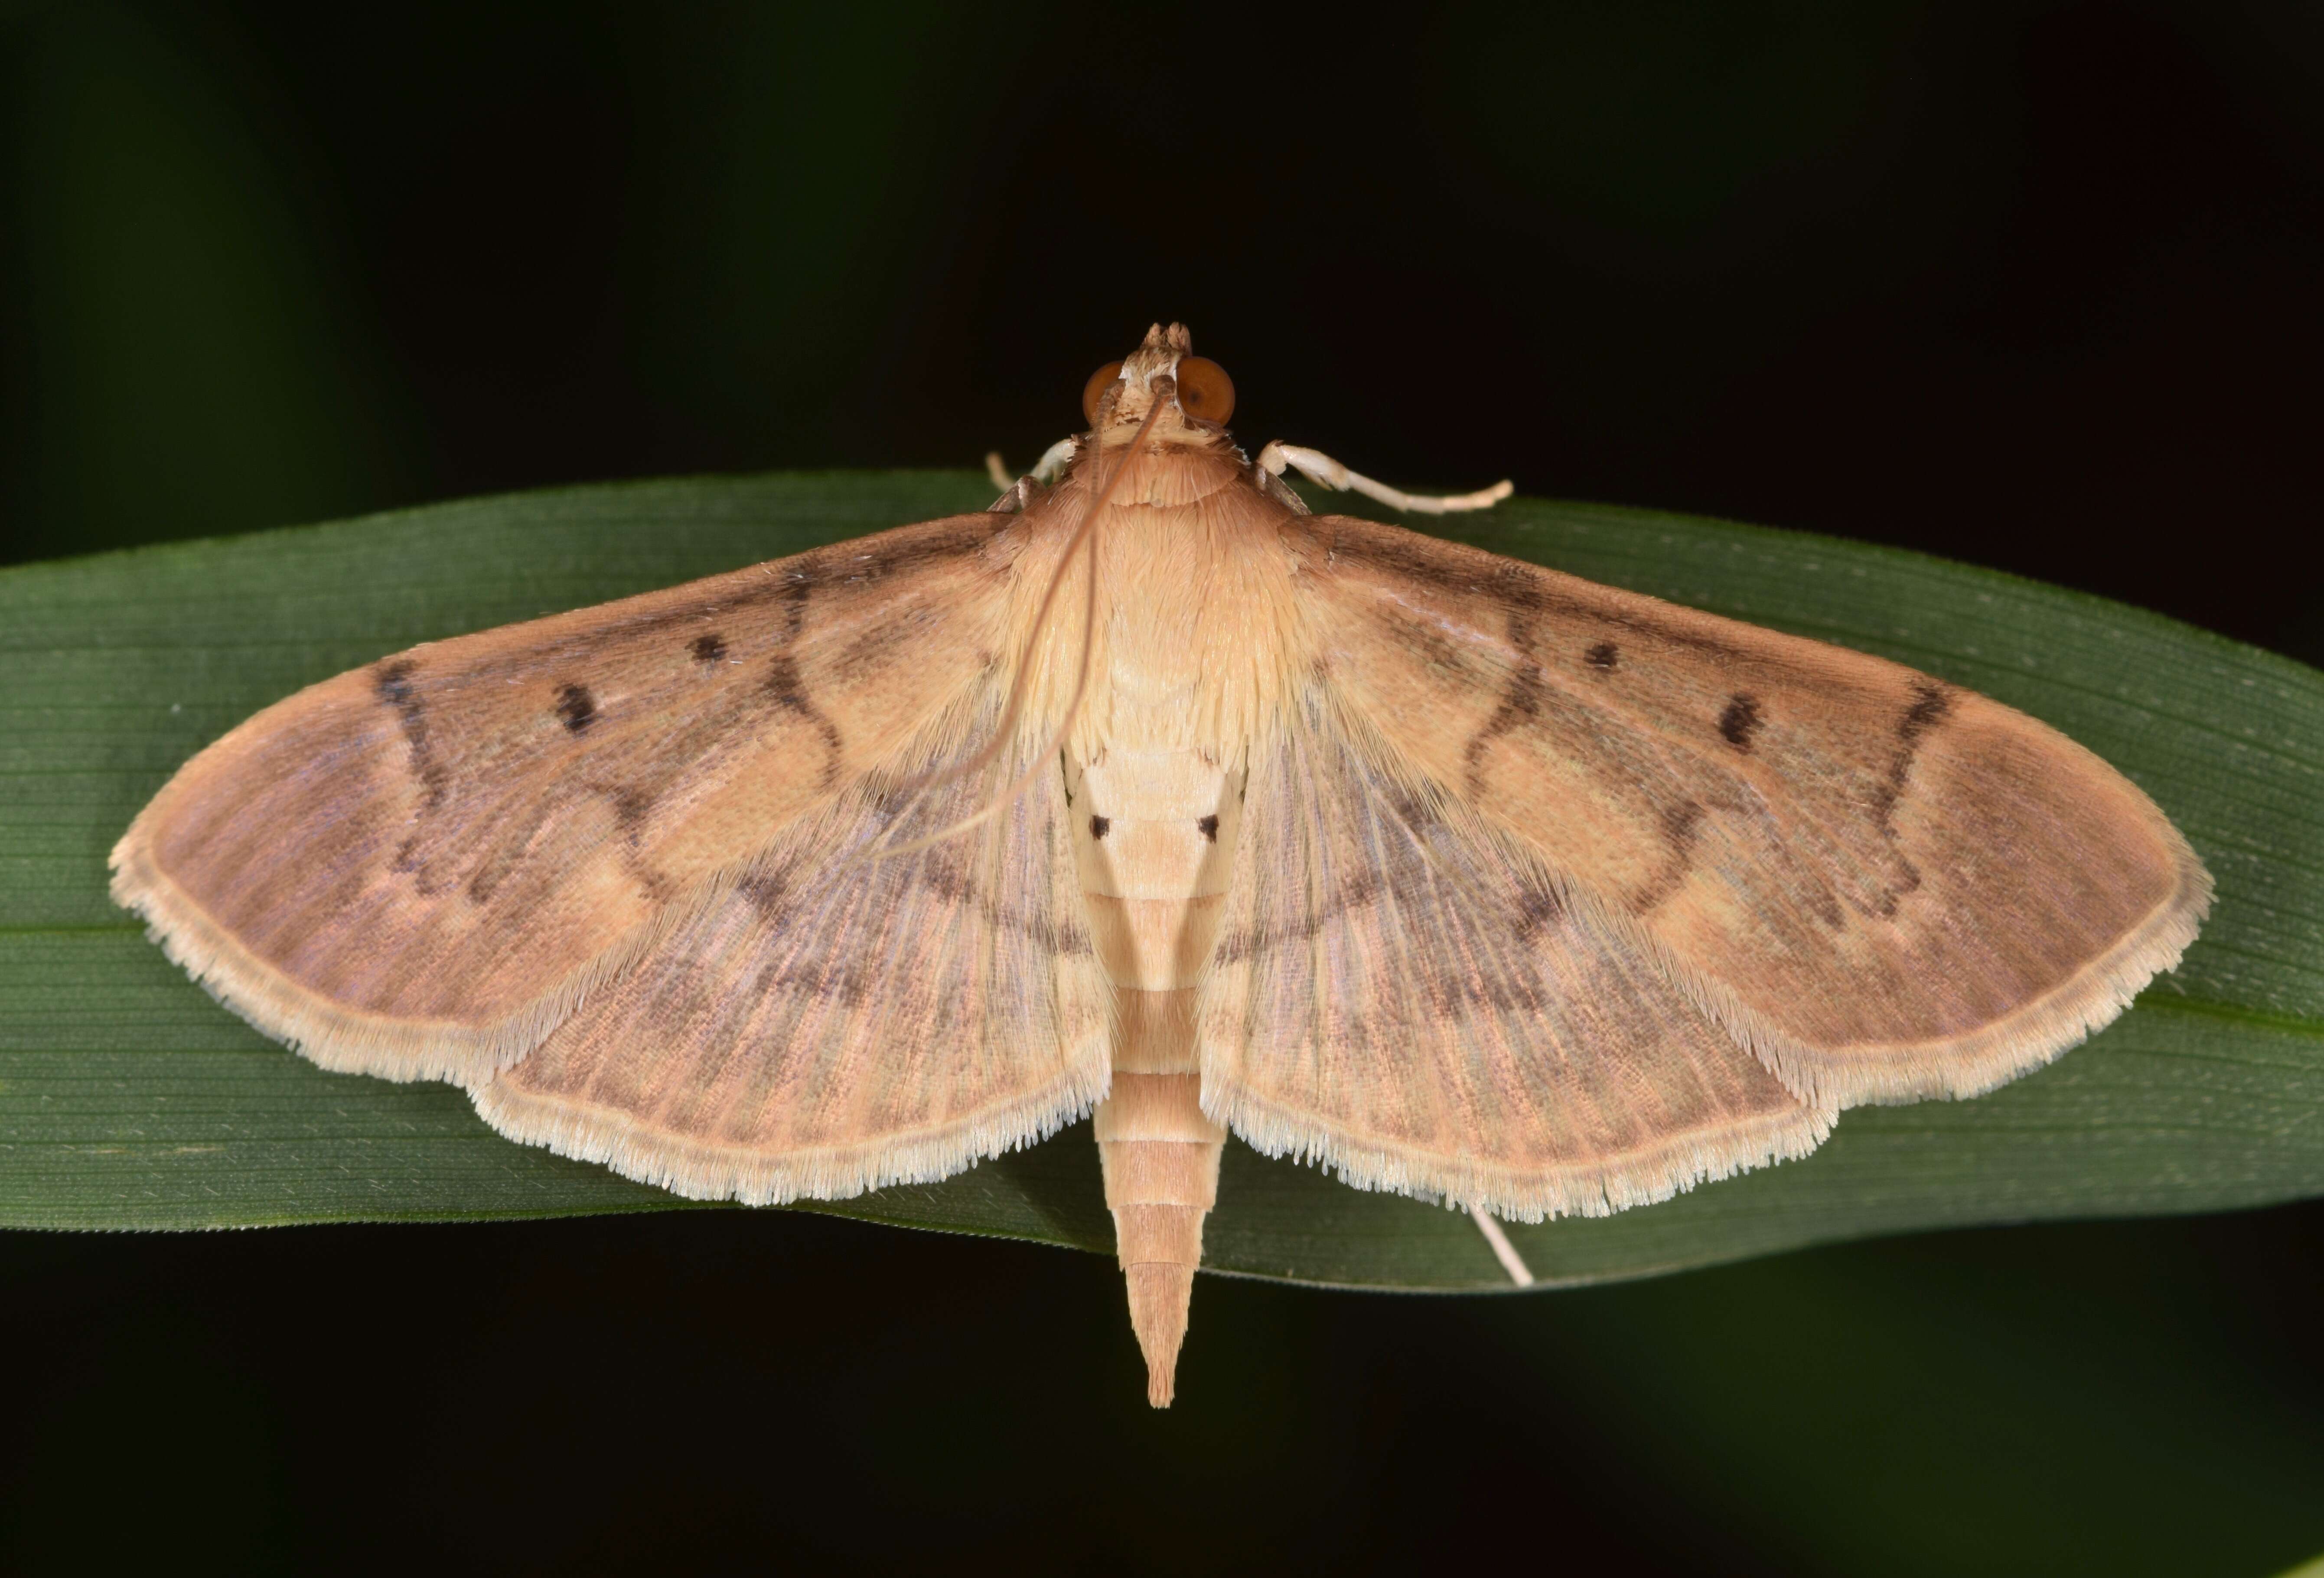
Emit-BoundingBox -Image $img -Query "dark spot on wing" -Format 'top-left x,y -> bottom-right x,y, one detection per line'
1317,517 -> 1748,661
1370,605 -> 1473,683
1900,682 -> 1952,744
1090,814 -> 1111,841
1873,680 -> 1956,837
764,653 -> 805,709
1585,641 -> 1618,671
1454,598 -> 1559,798
738,866 -> 789,917
773,957 -> 877,1010
899,843 -> 1094,957
690,633 -> 726,664
600,781 -> 674,897
364,516 -> 1005,703
777,576 -> 811,642
1378,779 -> 1440,835
372,659 -> 447,813
1196,814 -> 1219,841
739,835 -> 1091,961
608,786 -> 653,838
765,653 -> 844,790
555,684 -> 596,734
1512,884 -> 1564,939
1213,872 -> 1383,963
374,660 -> 415,707
1866,862 -> 1920,920
1718,693 -> 1762,751
1630,800 -> 1704,912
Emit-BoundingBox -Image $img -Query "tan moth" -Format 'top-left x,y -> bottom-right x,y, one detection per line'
111,323 -> 2210,1406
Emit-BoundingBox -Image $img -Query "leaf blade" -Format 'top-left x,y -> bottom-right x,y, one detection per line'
3,472 -> 2317,1287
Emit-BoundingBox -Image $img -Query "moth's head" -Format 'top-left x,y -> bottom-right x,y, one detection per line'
1081,322 -> 1235,444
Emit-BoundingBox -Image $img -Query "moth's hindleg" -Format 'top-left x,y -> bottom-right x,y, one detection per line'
1255,440 -> 1514,515
1472,1207 -> 1536,1286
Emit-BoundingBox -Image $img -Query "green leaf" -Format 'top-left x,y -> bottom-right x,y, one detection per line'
4,471 -> 2319,1288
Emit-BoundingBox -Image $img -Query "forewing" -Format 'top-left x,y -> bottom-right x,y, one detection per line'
1290,514 -> 2210,1106
111,513 -> 1016,1082
473,685 -> 1109,1203
1202,689 -> 1829,1222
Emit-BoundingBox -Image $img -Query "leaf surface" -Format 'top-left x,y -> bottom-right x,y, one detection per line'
4,472 -> 2317,1288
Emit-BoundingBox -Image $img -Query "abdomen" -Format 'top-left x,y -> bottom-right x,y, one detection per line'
1071,746 -> 1243,1408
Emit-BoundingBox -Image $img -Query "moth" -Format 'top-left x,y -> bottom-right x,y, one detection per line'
113,323 -> 2210,1407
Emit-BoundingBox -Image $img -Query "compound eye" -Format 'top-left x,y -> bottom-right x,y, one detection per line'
1174,356 -> 1235,424
1081,361 -> 1125,426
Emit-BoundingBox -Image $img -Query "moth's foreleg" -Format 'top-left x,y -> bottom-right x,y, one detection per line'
984,437 -> 1082,513
1255,440 -> 1514,515
1029,436 -> 1078,485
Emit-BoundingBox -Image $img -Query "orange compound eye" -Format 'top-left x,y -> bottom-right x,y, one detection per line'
1081,361 -> 1125,426
1174,356 -> 1235,424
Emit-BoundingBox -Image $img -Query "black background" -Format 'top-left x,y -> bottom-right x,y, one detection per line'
3,3 -> 2321,1573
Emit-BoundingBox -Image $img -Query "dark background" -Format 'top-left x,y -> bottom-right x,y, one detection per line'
3,2 -> 2321,1573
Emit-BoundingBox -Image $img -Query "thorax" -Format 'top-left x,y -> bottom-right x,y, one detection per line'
1004,439 -> 1308,766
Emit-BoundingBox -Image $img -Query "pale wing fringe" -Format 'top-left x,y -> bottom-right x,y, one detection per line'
113,806 -> 763,1083
1441,806 -> 2214,1114
469,863 -> 1109,1208
107,513 -> 1015,1085
1617,827 -> 2213,1110
469,684 -> 1110,1204
1197,674 -> 2207,1221
1212,1083 -> 1831,1226
110,830 -> 546,1083
1210,835 -> 2205,1220
110,783 -> 965,1090
1202,694 -> 1835,1223
107,656 -> 1025,1090
1289,513 -> 2212,1110
469,1042 -> 1105,1206
1204,750 -> 1832,1224
1494,701 -> 2218,1108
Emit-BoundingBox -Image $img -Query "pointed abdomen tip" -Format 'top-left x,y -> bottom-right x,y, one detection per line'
1125,1260 -> 1193,1409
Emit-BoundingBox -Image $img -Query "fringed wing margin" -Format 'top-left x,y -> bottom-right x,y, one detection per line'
109,514 -> 1015,1084
1199,687 -> 1831,1223
1288,514 -> 2210,1109
473,684 -> 1110,1204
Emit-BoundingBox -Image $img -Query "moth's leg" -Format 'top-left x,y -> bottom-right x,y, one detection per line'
985,438 -> 1081,513
1256,441 -> 1514,515
1028,436 -> 1078,484
1471,1207 -> 1536,1287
